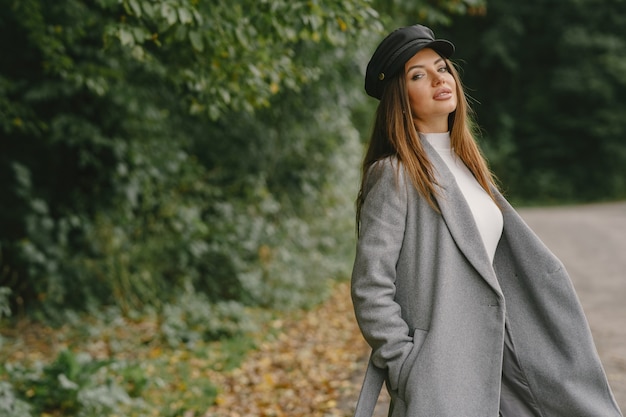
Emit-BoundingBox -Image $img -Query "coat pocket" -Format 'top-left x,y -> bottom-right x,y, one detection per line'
397,328 -> 428,401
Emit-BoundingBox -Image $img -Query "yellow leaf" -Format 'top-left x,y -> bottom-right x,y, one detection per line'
149,347 -> 162,358
337,18 -> 347,32
263,373 -> 275,387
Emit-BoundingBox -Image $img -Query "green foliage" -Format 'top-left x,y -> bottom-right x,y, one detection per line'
160,291 -> 255,346
0,0 -> 492,333
0,381 -> 33,417
448,0 -> 626,203
2,350 -> 143,417
0,0 -> 371,319
0,287 -> 10,319
98,0 -> 379,120
373,0 -> 486,26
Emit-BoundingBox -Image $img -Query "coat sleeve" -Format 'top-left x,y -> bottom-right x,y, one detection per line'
351,158 -> 414,391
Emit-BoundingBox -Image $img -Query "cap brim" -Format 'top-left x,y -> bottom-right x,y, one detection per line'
426,39 -> 455,58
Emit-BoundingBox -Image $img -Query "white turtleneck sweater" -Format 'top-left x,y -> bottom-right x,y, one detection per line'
421,132 -> 503,263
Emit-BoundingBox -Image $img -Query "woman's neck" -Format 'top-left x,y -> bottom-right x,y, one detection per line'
413,118 -> 449,134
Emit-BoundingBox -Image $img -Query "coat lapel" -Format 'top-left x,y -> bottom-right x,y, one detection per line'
421,138 -> 503,297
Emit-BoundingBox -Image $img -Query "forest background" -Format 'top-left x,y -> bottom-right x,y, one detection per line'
1,0 -> 625,416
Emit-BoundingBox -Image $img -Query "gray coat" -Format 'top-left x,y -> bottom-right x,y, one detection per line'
351,138 -> 622,417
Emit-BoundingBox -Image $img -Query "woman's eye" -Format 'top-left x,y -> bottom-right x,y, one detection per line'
438,66 -> 449,73
411,73 -> 424,80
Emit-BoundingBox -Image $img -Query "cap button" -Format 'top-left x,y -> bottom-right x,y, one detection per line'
378,73 -> 385,81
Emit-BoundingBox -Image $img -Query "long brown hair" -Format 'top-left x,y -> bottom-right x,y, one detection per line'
356,57 -> 499,233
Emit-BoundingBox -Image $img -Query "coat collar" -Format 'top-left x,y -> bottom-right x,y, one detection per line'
420,137 -> 504,298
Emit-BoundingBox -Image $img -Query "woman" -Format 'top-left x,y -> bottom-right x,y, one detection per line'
351,24 -> 623,417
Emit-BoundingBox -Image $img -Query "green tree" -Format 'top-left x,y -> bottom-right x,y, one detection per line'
448,0 -> 626,203
0,0 -> 374,316
0,0 -> 485,320
373,0 -> 486,26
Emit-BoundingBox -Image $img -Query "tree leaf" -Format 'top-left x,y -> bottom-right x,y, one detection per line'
189,30 -> 203,52
119,26 -> 135,46
128,0 -> 142,17
178,7 -> 193,25
161,3 -> 178,25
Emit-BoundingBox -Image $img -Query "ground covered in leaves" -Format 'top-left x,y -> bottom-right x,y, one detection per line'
203,281 -> 371,417
1,281 -> 380,417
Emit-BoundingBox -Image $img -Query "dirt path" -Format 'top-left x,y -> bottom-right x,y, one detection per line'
204,201 -> 626,416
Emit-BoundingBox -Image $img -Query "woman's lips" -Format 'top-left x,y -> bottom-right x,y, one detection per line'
434,88 -> 452,99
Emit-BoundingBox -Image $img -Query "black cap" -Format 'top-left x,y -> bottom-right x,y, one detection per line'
365,24 -> 455,100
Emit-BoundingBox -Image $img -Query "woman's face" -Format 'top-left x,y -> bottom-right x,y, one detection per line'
404,48 -> 457,133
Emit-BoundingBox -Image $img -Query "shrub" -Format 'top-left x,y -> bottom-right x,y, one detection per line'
0,381 -> 33,417
2,350 -> 143,417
